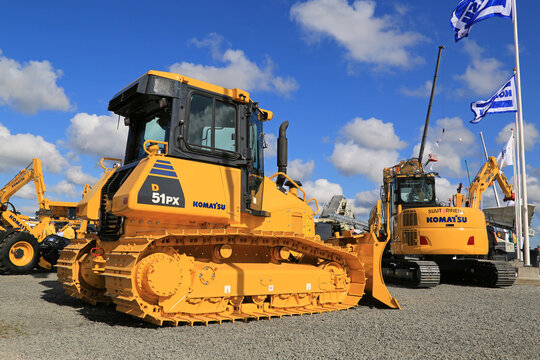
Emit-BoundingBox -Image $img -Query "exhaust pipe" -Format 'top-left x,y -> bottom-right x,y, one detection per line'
276,121 -> 289,187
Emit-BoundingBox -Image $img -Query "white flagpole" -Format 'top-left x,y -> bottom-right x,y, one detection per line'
480,132 -> 500,207
512,125 -> 523,260
512,0 -> 530,265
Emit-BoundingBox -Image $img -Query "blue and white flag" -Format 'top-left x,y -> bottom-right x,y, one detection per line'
470,74 -> 517,124
451,0 -> 512,42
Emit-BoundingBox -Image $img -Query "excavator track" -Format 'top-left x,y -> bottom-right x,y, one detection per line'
382,259 -> 440,288
58,228 -> 382,326
439,259 -> 516,287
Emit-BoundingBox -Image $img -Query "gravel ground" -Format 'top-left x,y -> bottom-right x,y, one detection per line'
0,273 -> 538,360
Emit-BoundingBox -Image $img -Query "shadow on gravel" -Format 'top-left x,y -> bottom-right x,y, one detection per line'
38,280 -> 157,329
31,269 -> 54,279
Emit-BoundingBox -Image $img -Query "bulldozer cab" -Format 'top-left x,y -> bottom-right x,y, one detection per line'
391,175 -> 437,213
109,71 -> 267,215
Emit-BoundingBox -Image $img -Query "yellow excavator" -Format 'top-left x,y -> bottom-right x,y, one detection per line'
454,156 -> 514,209
57,70 -> 399,326
380,47 -> 515,288
0,159 -> 88,274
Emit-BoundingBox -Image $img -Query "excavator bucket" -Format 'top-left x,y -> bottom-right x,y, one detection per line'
352,232 -> 401,309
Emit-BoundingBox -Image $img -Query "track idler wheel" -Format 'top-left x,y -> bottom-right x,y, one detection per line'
135,252 -> 194,314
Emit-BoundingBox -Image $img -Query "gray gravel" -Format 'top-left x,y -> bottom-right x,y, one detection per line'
0,272 -> 538,360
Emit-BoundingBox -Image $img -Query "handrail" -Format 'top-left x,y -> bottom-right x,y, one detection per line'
143,140 -> 168,155
268,172 -> 320,216
268,172 -> 306,201
306,198 -> 319,216
100,157 -> 123,171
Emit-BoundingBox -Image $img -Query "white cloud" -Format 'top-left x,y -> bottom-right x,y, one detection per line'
435,177 -> 460,205
342,117 -> 406,150
455,41 -> 508,96
303,178 -> 343,210
49,180 -> 80,199
0,50 -> 71,114
291,0 -> 425,68
263,133 -> 277,158
0,122 -> 67,173
496,122 -> 538,151
400,80 -> 434,98
65,165 -> 98,186
170,34 -> 298,96
11,183 -> 37,201
67,113 -> 129,159
288,159 -> 315,182
353,189 -> 379,217
526,174 -> 540,204
412,117 -> 476,178
329,117 -> 405,181
330,141 -> 400,181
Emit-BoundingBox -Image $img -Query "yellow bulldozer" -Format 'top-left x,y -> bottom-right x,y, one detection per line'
57,70 -> 399,326
0,158 -> 89,274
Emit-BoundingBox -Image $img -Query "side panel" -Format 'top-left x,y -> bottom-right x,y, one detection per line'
77,169 -> 118,220
112,156 -> 241,224
242,177 -> 316,236
391,207 -> 488,255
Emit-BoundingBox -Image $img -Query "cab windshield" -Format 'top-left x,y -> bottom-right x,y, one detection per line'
126,107 -> 171,163
397,177 -> 436,207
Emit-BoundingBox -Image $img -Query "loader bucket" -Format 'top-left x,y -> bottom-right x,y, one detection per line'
354,233 -> 401,309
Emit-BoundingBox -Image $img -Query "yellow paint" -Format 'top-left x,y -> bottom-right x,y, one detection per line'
8,240 -> 34,267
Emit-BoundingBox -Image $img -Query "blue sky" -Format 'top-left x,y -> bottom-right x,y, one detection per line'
1,0 -> 539,247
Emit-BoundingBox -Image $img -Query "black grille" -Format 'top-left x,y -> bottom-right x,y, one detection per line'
403,210 -> 418,226
98,167 -> 135,241
108,83 -> 139,111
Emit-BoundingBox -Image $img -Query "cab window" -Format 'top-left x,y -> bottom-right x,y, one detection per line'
187,93 -> 237,152
131,110 -> 171,161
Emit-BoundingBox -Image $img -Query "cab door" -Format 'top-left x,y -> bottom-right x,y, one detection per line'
245,110 -> 265,214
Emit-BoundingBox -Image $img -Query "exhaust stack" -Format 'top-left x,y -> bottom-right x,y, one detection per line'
276,121 -> 289,187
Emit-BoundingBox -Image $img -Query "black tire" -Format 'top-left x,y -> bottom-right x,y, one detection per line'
0,231 -> 40,274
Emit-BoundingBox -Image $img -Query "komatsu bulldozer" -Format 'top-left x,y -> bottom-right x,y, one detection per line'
0,159 -> 89,274
57,70 -> 399,326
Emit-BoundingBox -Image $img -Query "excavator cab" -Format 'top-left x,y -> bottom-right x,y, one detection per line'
394,175 -> 437,210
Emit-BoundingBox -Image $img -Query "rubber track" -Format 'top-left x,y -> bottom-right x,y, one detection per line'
59,228 -> 370,326
382,259 -> 440,288
476,260 -> 516,287
414,261 -> 441,288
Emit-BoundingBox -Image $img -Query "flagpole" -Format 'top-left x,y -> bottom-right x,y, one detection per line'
512,126 -> 523,260
480,132 -> 500,207
512,0 -> 530,266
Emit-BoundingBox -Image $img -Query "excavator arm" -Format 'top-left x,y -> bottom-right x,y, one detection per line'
466,156 -> 514,209
0,159 -> 48,210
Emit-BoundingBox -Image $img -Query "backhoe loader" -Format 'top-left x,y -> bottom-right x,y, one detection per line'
57,70 -> 399,326
0,159 -> 89,274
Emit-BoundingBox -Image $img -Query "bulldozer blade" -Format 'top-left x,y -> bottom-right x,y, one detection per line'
354,233 -> 401,309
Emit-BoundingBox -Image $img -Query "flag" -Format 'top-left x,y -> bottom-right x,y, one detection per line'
470,74 -> 517,124
451,0 -> 512,42
496,134 -> 513,168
